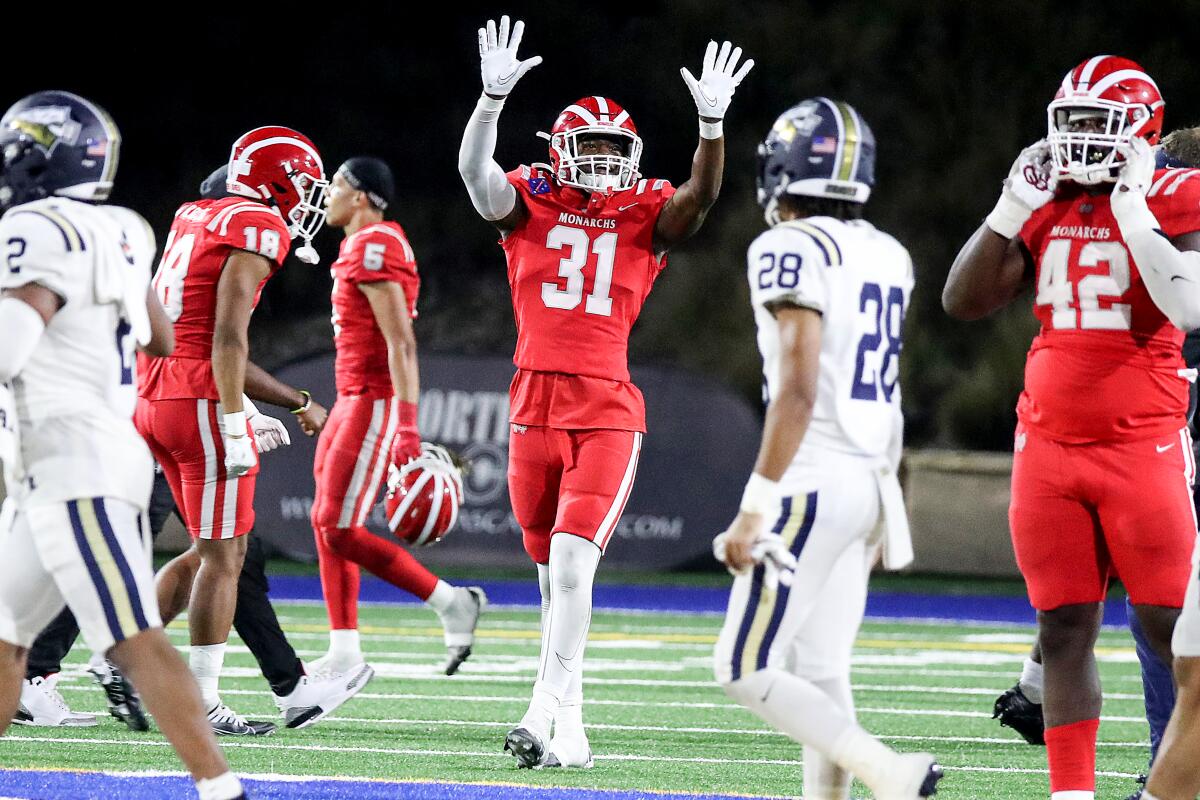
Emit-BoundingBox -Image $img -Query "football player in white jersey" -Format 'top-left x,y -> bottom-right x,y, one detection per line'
712,98 -> 941,800
0,92 -> 248,800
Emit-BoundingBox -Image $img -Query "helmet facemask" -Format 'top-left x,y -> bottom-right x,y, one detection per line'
1047,100 -> 1154,185
548,127 -> 642,193
282,168 -> 328,264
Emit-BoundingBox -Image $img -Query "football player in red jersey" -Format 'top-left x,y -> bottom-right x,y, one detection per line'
944,56 -> 1200,800
136,127 -> 330,735
459,15 -> 753,768
307,157 -> 486,678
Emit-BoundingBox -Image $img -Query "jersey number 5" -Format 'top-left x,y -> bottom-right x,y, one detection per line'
1035,239 -> 1131,330
542,225 -> 617,317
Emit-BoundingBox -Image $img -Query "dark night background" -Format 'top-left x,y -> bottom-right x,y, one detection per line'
10,0 -> 1200,450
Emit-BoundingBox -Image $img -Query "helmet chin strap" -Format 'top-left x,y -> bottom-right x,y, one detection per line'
294,244 -> 320,265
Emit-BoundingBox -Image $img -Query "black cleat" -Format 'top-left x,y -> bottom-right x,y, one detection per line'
1123,773 -> 1148,800
992,683 -> 1045,745
504,726 -> 546,768
89,660 -> 149,732
921,762 -> 945,797
207,703 -> 276,736
443,645 -> 473,676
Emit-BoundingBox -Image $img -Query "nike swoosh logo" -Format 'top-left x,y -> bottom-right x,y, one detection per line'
496,68 -> 519,85
1158,443 -> 1176,453
619,203 -> 638,211
1172,275 -> 1193,283
556,653 -> 576,672
699,87 -> 718,106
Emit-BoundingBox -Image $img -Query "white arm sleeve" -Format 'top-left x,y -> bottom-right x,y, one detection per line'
0,297 -> 46,382
458,94 -> 518,222
1113,195 -> 1200,331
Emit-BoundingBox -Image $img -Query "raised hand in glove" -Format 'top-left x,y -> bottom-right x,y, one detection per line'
478,15 -> 542,98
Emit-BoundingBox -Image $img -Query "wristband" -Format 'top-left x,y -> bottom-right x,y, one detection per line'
699,119 -> 723,140
478,93 -> 506,123
739,472 -> 781,516
223,411 -> 247,438
398,400 -> 418,428
290,390 -> 312,415
984,193 -> 1032,240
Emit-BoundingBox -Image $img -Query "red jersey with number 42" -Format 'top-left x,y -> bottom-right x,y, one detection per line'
330,221 -> 419,396
139,197 -> 290,401
502,165 -> 675,431
1017,169 -> 1200,443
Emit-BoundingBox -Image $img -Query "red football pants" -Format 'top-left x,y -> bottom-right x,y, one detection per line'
312,393 -> 437,630
1009,423 -> 1197,610
507,425 -> 643,564
134,397 -> 256,539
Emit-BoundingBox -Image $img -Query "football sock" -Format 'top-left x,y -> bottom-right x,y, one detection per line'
196,772 -> 244,800
190,643 -> 226,709
1020,656 -> 1045,704
804,675 -> 854,800
523,534 -> 600,739
1045,718 -> 1099,798
321,525 -> 438,599
426,580 -> 456,614
315,527 -> 360,630
329,629 -> 361,659
1141,793 -> 1162,800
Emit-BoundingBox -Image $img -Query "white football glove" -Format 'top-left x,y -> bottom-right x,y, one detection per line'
712,530 -> 797,588
985,139 -> 1058,239
223,433 -> 257,478
680,40 -> 754,121
478,15 -> 542,98
248,410 -> 291,454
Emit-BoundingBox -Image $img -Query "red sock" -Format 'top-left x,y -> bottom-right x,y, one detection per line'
322,526 -> 439,601
315,527 -> 360,630
1045,719 -> 1099,795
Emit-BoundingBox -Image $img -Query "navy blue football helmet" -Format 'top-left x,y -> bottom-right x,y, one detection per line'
0,91 -> 120,212
757,97 -> 875,225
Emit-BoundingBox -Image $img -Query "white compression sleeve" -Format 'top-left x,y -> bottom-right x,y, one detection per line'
0,298 -> 46,382
458,94 -> 518,222
1113,195 -> 1200,331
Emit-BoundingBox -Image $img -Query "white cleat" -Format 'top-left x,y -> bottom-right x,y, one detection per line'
307,651 -> 367,678
875,753 -> 944,800
13,675 -> 99,727
276,663 -> 374,729
440,586 -> 487,675
543,731 -> 594,769
504,724 -> 548,769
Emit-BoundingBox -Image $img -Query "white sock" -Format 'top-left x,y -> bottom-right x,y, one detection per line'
804,675 -> 854,800
1050,793 -> 1094,800
1020,656 -> 1044,704
196,772 -> 243,800
1141,792 -> 1162,800
329,628 -> 361,658
426,580 -> 456,615
190,643 -> 226,709
523,535 -> 599,739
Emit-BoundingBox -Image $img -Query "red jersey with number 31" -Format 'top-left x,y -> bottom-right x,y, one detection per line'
330,221 -> 419,396
139,197 -> 290,401
502,165 -> 675,432
1017,169 -> 1200,443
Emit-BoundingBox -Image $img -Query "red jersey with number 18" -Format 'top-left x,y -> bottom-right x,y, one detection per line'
1017,169 -> 1200,443
139,197 -> 290,401
501,165 -> 675,432
330,221 -> 419,396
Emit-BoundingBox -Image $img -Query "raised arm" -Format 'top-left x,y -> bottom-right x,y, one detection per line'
653,40 -> 754,254
459,15 -> 540,234
943,140 -> 1055,320
1111,138 -> 1200,330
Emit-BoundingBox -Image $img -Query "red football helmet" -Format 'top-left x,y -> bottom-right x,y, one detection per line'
385,443 -> 465,546
539,96 -> 643,193
226,126 -> 328,262
1047,55 -> 1164,185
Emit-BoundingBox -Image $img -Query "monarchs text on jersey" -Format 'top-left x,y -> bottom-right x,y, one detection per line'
330,221 -> 419,396
748,217 -> 912,485
1017,170 -> 1200,443
0,198 -> 156,508
139,197 -> 290,401
502,165 -> 675,431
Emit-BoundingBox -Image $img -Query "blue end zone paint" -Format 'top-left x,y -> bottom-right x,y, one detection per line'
266,575 -> 1131,627
0,770 -> 778,800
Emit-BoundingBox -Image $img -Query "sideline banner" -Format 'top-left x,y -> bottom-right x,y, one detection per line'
256,353 -> 761,570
